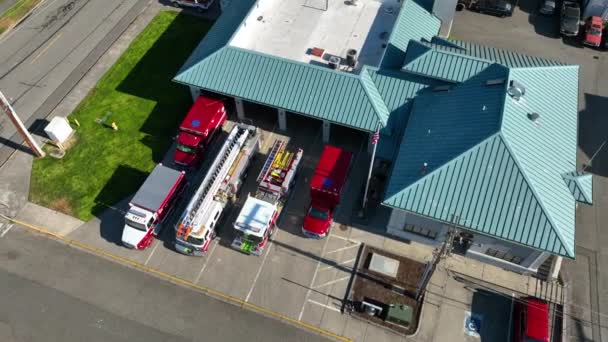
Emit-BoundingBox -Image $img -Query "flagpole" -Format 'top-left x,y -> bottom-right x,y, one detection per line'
362,123 -> 380,209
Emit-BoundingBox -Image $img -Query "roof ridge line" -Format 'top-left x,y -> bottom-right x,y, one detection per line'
509,64 -> 578,71
360,66 -> 389,127
496,132 -> 574,257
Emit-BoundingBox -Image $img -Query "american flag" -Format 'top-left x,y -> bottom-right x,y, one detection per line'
371,130 -> 380,145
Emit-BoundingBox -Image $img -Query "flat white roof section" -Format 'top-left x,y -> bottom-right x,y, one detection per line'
229,0 -> 402,69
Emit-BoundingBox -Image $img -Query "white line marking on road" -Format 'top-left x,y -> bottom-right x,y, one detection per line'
328,234 -> 360,244
143,240 -> 160,266
30,32 -> 63,64
194,240 -> 218,284
324,243 -> 360,255
245,230 -> 278,302
0,224 -> 14,238
298,234 -> 331,321
307,299 -> 341,313
312,276 -> 350,289
319,258 -> 356,272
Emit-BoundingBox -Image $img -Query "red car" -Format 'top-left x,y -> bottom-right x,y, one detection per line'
584,16 -> 603,47
513,297 -> 550,342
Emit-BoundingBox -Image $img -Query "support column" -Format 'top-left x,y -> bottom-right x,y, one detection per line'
234,97 -> 246,121
189,86 -> 199,102
322,120 -> 331,143
548,256 -> 563,282
278,109 -> 287,131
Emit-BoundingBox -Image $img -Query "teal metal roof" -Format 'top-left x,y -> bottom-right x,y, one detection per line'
175,47 -> 389,131
384,65 -> 582,258
380,0 -> 441,69
563,172 -> 593,205
367,68 -> 439,159
423,38 -> 568,68
401,42 -> 492,83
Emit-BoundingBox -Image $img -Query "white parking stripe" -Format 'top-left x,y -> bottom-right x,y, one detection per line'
0,224 -> 14,238
324,243 -> 360,255
312,276 -> 350,289
298,232 -> 331,321
307,299 -> 341,313
319,258 -> 356,272
245,230 -> 278,302
143,240 -> 160,266
194,240 -> 219,284
328,234 -> 360,244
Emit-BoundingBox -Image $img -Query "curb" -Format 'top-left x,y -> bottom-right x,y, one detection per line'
0,213 -> 353,342
0,0 -> 47,42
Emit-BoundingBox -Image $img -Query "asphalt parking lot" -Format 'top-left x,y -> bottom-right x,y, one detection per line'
67,105 -> 405,342
452,4 -> 608,342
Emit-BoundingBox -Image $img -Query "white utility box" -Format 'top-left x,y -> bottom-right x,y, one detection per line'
44,116 -> 73,145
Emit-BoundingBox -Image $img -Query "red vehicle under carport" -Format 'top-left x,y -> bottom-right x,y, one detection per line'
513,297 -> 550,342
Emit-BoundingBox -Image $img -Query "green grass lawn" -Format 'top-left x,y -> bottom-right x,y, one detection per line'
30,11 -> 212,220
0,0 -> 43,35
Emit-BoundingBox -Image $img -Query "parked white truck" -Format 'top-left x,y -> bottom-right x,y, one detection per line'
231,140 -> 303,255
122,164 -> 186,250
174,124 -> 260,256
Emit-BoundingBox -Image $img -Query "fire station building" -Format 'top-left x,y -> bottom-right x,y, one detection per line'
174,0 -> 591,279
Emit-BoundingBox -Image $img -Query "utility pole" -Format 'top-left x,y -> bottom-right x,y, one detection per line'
415,215 -> 460,301
0,90 -> 44,157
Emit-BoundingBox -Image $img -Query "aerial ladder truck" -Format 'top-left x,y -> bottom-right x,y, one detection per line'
174,124 -> 260,256
231,140 -> 303,255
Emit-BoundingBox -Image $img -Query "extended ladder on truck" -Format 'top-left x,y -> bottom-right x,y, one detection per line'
176,125 -> 254,241
256,140 -> 303,205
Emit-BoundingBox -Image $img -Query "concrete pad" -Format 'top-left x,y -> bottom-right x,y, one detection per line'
300,297 -> 325,327
446,255 -> 484,280
16,202 -> 84,236
0,148 -> 32,218
383,238 -> 434,264
143,241 -> 206,283
343,315 -> 369,342
318,309 -> 349,337
362,322 -> 405,342
196,242 -> 262,299
349,228 -> 385,249
432,301 -> 472,342
246,241 -> 317,318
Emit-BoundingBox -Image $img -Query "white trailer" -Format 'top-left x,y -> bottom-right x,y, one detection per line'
174,124 -> 260,256
122,164 -> 186,250
231,140 -> 303,255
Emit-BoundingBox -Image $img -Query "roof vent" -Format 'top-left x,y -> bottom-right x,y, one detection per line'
346,49 -> 357,67
527,112 -> 540,122
507,80 -> 526,101
433,85 -> 451,92
328,56 -> 341,70
486,78 -> 505,86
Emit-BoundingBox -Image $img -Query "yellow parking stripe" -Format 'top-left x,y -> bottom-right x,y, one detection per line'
0,214 -> 352,342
